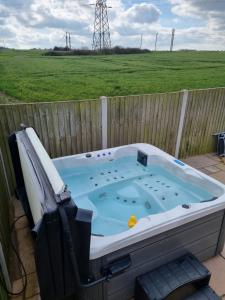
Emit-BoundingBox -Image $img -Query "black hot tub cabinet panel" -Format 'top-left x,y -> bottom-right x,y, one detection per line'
81,210 -> 225,300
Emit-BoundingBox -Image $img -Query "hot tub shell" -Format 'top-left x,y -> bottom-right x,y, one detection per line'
86,210 -> 225,300
9,128 -> 225,300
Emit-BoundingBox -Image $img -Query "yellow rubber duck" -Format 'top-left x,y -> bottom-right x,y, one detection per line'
128,215 -> 138,228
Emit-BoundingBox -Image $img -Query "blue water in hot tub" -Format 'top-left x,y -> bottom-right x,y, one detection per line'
56,156 -> 213,236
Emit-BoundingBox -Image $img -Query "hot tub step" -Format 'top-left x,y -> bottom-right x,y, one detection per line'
135,253 -> 219,300
184,286 -> 221,299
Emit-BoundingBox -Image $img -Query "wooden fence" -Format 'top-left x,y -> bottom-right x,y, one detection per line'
0,148 -> 11,300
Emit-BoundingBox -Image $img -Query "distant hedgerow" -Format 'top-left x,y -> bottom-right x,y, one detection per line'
45,46 -> 151,56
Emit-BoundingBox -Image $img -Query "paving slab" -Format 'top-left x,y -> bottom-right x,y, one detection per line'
211,171 -> 225,184
24,273 -> 40,299
182,155 -> 217,169
18,246 -> 36,275
215,163 -> 225,172
10,230 -> 22,281
206,153 -> 224,163
12,278 -> 26,300
13,198 -> 25,219
26,295 -> 41,300
203,165 -> 221,174
198,168 -> 212,175
12,273 -> 40,299
15,227 -> 36,275
204,255 -> 225,297
17,227 -> 35,254
14,216 -> 29,231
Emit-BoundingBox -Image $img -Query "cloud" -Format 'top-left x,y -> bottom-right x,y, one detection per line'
0,0 -> 31,10
124,3 -> 161,24
0,27 -> 15,38
0,0 -> 94,48
169,0 -> 225,31
112,3 -> 161,37
21,13 -> 91,35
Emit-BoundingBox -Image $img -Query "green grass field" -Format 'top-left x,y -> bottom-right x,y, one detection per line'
0,49 -> 225,103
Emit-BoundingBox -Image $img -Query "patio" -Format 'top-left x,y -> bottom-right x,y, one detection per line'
10,153 -> 225,300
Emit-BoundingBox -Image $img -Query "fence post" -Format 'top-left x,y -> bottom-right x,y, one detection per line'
101,96 -> 108,149
175,89 -> 189,158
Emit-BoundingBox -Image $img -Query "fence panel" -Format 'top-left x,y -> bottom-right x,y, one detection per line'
180,88 -> 225,157
0,149 -> 11,300
0,99 -> 102,157
0,99 -> 102,192
107,92 -> 182,155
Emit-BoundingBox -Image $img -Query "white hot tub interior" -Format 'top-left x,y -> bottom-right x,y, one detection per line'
53,146 -> 224,237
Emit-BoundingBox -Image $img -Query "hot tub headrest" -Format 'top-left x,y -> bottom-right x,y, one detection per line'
25,127 -> 65,195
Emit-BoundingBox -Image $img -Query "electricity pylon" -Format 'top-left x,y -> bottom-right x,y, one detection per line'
92,0 -> 111,51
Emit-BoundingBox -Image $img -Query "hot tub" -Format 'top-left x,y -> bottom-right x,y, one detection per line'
10,128 -> 225,300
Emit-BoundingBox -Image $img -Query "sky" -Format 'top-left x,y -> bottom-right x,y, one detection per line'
0,0 -> 225,50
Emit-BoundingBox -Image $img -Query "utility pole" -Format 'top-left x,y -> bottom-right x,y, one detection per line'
92,0 -> 111,51
65,32 -> 71,50
170,28 -> 175,52
65,32 -> 68,49
140,34 -> 143,49
155,32 -> 158,51
69,33 -> 71,50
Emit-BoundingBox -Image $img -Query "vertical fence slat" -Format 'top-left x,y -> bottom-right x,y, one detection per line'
90,101 -> 97,151
127,96 -> 133,144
